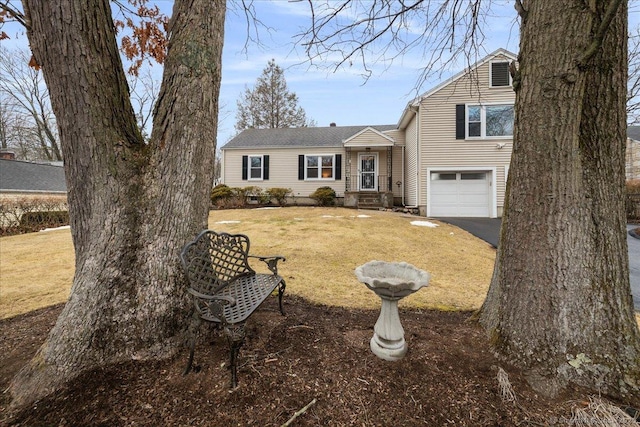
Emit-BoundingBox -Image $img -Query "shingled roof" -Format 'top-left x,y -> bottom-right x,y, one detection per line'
222,125 -> 397,149
628,126 -> 640,141
0,159 -> 67,193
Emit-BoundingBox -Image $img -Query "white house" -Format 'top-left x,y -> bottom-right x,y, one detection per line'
221,49 -> 517,218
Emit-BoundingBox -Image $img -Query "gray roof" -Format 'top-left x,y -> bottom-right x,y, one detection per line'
222,125 -> 397,149
628,126 -> 640,141
0,159 -> 67,192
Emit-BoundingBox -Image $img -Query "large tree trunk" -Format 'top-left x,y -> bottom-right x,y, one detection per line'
10,0 -> 225,407
480,0 -> 640,399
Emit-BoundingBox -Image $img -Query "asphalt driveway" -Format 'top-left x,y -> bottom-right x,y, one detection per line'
439,218 -> 640,311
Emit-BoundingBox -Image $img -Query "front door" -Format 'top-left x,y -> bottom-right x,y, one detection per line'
359,153 -> 377,191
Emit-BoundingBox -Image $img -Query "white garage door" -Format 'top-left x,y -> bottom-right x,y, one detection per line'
430,171 -> 491,217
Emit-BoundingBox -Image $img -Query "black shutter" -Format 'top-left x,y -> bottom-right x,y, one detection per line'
263,155 -> 269,180
242,155 -> 248,180
455,104 -> 465,140
298,155 -> 304,180
491,62 -> 509,87
335,154 -> 342,180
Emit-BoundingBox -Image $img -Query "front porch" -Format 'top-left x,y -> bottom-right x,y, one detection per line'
343,145 -> 394,209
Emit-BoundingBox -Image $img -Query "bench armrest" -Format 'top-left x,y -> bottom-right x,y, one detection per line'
187,288 -> 237,306
248,255 -> 286,275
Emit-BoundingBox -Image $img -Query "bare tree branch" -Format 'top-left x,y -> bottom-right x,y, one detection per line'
293,0 -> 509,92
0,1 -> 27,28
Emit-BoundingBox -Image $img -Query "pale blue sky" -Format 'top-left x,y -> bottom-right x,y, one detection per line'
2,1 -> 639,148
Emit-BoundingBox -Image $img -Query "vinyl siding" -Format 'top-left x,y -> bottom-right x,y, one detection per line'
418,54 -> 515,214
405,114 -> 418,206
344,128 -> 393,147
387,130 -> 405,198
222,147 -> 346,197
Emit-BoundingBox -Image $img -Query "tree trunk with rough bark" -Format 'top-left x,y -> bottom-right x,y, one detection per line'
480,0 -> 640,399
10,0 -> 225,407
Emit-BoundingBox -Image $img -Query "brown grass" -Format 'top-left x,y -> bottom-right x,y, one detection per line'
1,207 -> 638,329
0,226 -> 74,319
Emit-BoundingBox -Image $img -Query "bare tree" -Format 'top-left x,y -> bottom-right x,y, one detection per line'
298,0 -> 640,399
0,46 -> 61,160
127,66 -> 161,140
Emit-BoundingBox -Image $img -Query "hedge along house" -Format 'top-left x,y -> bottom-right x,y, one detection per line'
220,49 -> 517,217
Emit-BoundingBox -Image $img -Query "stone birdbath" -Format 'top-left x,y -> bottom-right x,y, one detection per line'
355,261 -> 431,361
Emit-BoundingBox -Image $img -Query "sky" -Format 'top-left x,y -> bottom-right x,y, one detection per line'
2,1 -> 640,148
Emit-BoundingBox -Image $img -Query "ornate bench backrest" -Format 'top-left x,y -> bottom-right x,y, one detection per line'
180,230 -> 255,295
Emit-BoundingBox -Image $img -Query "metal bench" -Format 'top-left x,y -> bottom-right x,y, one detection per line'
180,229 -> 286,388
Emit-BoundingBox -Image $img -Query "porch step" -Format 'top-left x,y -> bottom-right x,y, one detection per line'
357,193 -> 383,209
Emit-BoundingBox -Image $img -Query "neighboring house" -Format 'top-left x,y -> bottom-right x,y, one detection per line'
221,49 -> 517,218
0,157 -> 67,201
627,127 -> 640,180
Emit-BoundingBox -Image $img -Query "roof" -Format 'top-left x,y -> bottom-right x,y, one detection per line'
0,159 -> 67,193
222,125 -> 397,149
628,126 -> 640,141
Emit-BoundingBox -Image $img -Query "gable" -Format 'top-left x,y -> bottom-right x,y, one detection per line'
397,49 -> 517,129
343,127 -> 394,147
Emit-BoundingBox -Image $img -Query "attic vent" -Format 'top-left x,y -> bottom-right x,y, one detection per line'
330,122 -> 337,127
490,62 -> 510,87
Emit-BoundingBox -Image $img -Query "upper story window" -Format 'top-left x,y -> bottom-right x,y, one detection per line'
467,104 -> 514,138
490,61 -> 511,87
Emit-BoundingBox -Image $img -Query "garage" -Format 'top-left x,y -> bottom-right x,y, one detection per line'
429,170 -> 492,217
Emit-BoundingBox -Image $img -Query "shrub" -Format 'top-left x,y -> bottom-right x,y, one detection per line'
266,188 -> 292,206
0,196 -> 69,236
310,186 -> 336,206
210,184 -> 234,206
20,211 -> 69,228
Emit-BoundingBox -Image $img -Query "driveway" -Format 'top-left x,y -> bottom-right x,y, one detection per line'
439,218 -> 640,311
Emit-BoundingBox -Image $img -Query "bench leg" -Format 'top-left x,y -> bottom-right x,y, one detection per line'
225,324 -> 246,388
183,310 -> 202,375
278,279 -> 286,316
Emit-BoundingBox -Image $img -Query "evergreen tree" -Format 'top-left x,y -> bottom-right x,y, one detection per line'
235,59 -> 311,131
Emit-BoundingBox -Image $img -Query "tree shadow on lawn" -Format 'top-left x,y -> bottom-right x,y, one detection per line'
1,296 -> 638,426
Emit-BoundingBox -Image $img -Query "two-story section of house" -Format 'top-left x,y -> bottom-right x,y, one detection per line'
220,48 -> 517,218
397,48 -> 516,217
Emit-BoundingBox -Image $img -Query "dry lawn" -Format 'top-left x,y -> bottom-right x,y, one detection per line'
2,206 -> 639,328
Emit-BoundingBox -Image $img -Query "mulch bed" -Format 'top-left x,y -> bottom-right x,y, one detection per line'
1,296 -> 638,426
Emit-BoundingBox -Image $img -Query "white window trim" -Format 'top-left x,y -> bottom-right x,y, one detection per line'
426,166 -> 498,218
247,154 -> 263,181
489,60 -> 512,88
465,103 -> 514,140
305,154 -> 336,181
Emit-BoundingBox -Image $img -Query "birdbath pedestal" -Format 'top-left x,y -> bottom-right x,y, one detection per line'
355,261 -> 430,361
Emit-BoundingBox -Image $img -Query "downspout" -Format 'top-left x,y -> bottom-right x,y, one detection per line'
414,106 -> 420,211
401,145 -> 405,206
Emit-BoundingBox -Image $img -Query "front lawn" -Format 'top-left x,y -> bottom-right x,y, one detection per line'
0,207 -> 495,319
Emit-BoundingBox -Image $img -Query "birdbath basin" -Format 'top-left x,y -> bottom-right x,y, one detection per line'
355,261 -> 430,361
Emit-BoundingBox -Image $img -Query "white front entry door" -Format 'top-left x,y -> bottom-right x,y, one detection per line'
359,153 -> 377,191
